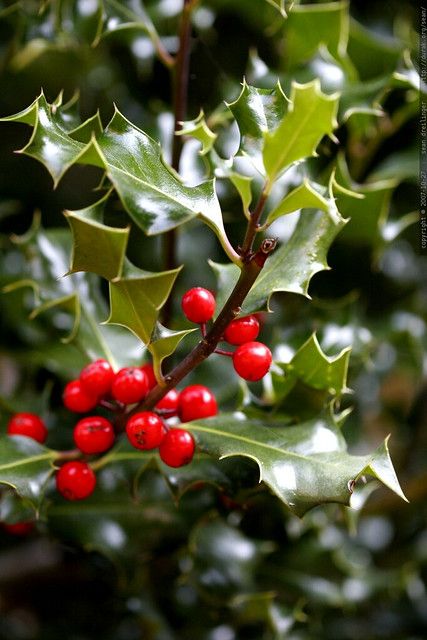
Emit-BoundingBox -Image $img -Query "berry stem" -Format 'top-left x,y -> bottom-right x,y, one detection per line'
214,348 -> 234,357
53,448 -> 83,464
130,238 -> 277,413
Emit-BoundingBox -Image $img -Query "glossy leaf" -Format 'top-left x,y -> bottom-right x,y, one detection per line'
265,179 -> 330,227
106,262 -> 182,345
148,323 -> 196,381
185,412 -> 406,517
211,191 -> 347,313
272,334 -> 351,401
65,191 -> 130,281
263,81 -> 339,181
0,436 -> 56,508
176,111 -> 217,155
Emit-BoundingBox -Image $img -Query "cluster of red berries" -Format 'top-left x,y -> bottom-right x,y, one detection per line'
182,287 -> 272,381
6,362 -> 219,503
5,286 -> 273,513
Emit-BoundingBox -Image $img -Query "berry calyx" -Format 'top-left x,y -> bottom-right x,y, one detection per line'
178,385 -> 217,422
111,367 -> 149,405
7,413 -> 48,444
80,359 -> 114,398
56,461 -> 96,501
224,315 -> 260,345
159,428 -> 195,467
63,380 -> 98,413
232,341 -> 272,381
140,363 -> 157,390
73,416 -> 115,454
126,412 -> 166,450
181,287 -> 216,324
156,389 -> 180,415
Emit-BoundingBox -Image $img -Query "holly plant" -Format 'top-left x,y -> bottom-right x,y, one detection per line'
0,0 -> 422,638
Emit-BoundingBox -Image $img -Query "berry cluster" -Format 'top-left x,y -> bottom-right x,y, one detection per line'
182,287 -> 272,381
5,286 -> 273,513
6,362 -> 218,504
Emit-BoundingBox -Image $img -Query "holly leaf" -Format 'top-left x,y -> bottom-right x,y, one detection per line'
227,81 -> 289,159
65,191 -> 130,281
0,436 -> 56,509
211,189 -> 347,313
3,222 -> 144,370
263,81 -> 339,181
185,412 -> 407,517
106,261 -> 182,345
148,323 -> 196,381
265,179 -> 330,227
272,334 -> 351,401
176,110 -> 217,155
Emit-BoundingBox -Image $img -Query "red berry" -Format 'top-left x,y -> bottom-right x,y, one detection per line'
3,521 -> 35,536
73,416 -> 115,454
111,367 -> 149,405
181,287 -> 216,323
126,412 -> 166,450
80,359 -> 114,397
140,363 -> 157,390
56,461 -> 96,501
224,315 -> 260,345
159,428 -> 195,467
63,380 -> 98,413
156,389 -> 180,415
7,413 -> 47,444
178,385 -> 217,422
232,341 -> 272,381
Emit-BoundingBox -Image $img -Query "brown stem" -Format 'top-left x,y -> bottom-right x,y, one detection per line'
162,0 -> 196,323
240,186 -> 269,260
132,238 -> 277,413
53,449 -> 82,465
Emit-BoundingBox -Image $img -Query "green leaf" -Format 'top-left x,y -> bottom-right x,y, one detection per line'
106,262 -> 182,345
272,334 -> 351,400
3,223 -> 144,370
148,323 -> 196,381
283,1 -> 355,73
227,81 -> 289,160
264,0 -> 293,18
211,189 -> 347,313
176,110 -> 217,155
65,191 -> 130,281
185,413 -> 406,517
0,436 -> 56,509
263,81 -> 339,181
335,154 -> 396,245
265,179 -> 330,227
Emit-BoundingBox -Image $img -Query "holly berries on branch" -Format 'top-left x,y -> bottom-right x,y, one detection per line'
5,286 -> 273,510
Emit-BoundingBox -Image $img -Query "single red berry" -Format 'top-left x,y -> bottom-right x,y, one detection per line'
56,461 -> 96,501
156,389 -> 180,415
140,363 -> 157,390
3,521 -> 35,536
73,416 -> 115,455
181,287 -> 216,324
63,380 -> 98,413
232,341 -> 272,381
159,428 -> 195,467
7,413 -> 48,444
80,359 -> 114,398
111,367 -> 149,405
178,385 -> 217,422
224,315 -> 260,345
126,412 -> 166,450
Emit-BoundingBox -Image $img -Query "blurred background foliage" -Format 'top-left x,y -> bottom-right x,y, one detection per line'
0,0 -> 425,638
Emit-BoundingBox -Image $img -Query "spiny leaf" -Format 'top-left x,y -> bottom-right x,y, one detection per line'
185,412 -> 406,517
0,436 -> 56,509
263,80 -> 339,181
265,179 -> 330,227
176,110 -> 217,155
148,323 -> 196,382
65,190 -> 130,281
272,334 -> 351,400
106,262 -> 182,345
227,81 -> 289,158
211,184 -> 347,313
